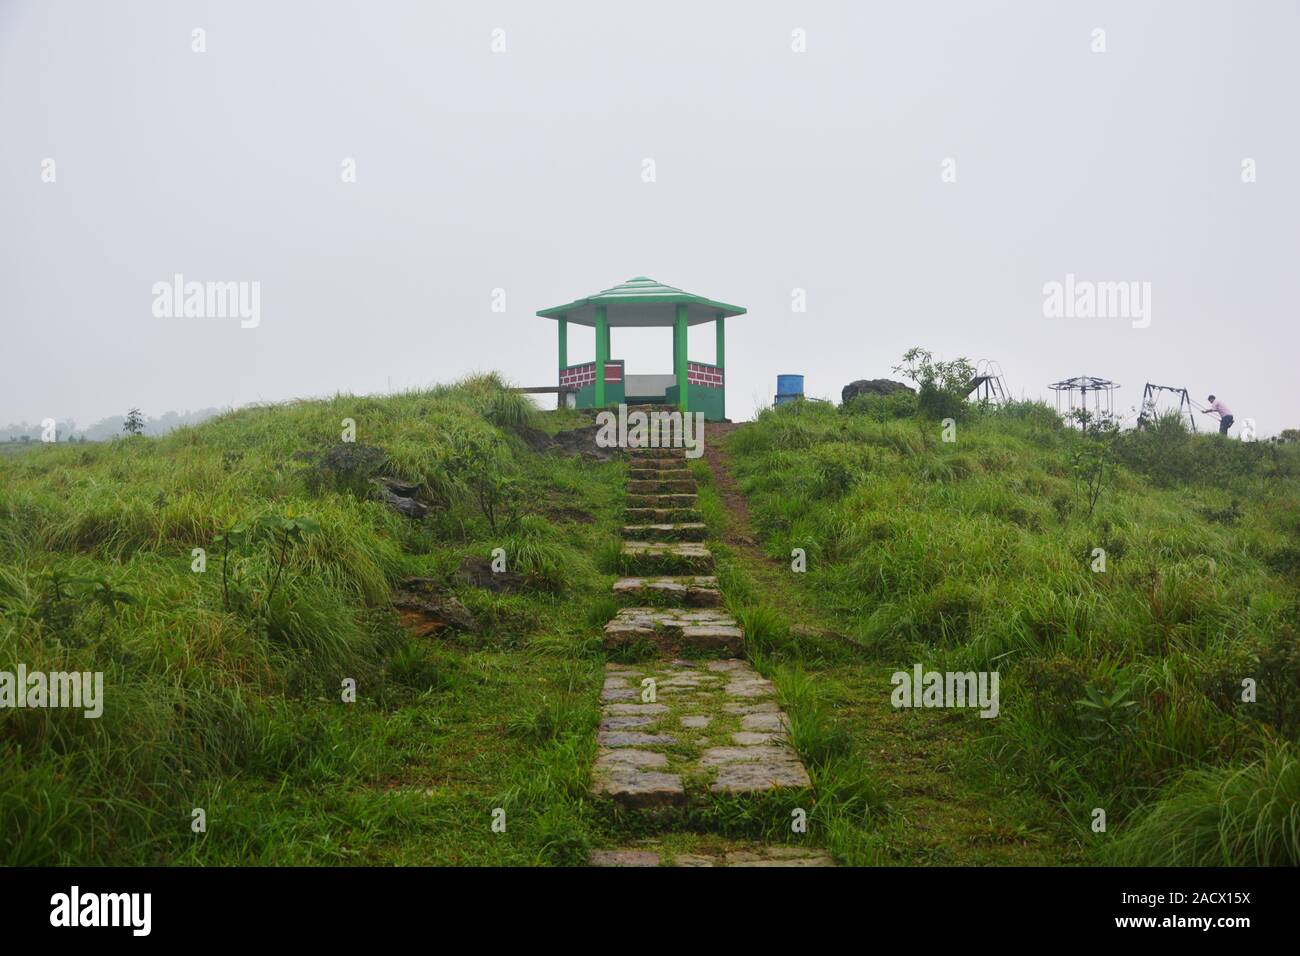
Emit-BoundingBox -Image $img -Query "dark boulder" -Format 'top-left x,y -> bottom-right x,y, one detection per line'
294,442 -> 387,495
318,442 -> 387,485
520,423 -> 617,461
296,442 -> 433,518
376,476 -> 421,498
370,477 -> 430,518
516,426 -> 556,453
841,379 -> 915,405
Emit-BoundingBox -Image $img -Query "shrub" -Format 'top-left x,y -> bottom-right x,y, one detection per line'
892,347 -> 976,422
448,430 -> 519,532
840,390 -> 918,421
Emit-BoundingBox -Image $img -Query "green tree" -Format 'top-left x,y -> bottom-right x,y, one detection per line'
449,430 -> 520,532
1067,408 -> 1121,517
123,408 -> 145,436
892,347 -> 976,421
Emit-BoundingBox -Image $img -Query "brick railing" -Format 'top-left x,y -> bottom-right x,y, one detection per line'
560,360 -> 623,388
687,361 -> 723,388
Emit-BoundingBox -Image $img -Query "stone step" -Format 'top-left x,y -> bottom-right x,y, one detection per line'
626,493 -> 697,510
625,446 -> 683,460
621,541 -> 713,574
592,752 -> 685,809
612,575 -> 722,607
627,479 -> 696,495
626,455 -> 687,467
621,522 -> 707,542
603,607 -> 743,655
592,660 -> 813,819
589,846 -> 835,867
628,456 -> 689,470
629,467 -> 691,481
625,507 -> 702,524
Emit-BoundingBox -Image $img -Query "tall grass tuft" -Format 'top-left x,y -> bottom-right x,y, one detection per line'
1107,744 -> 1300,866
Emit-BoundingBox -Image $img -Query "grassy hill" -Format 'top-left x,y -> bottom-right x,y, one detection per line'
722,395 -> 1300,865
0,375 -> 622,865
3,372 -> 1296,866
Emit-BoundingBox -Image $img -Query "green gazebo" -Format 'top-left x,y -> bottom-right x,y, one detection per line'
537,276 -> 745,422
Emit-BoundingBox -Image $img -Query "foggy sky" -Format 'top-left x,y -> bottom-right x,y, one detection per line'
3,0 -> 1296,432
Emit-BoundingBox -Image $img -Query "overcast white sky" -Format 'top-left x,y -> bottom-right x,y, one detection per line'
2,0 -> 1296,431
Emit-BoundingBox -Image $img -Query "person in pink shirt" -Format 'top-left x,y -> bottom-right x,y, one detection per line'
1203,395 -> 1234,435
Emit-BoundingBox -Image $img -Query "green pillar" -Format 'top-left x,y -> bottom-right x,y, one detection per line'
674,304 -> 688,412
595,306 -> 608,407
557,315 -> 568,371
715,314 -> 725,420
601,322 -> 611,364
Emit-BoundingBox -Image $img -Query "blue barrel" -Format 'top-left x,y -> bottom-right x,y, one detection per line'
776,374 -> 805,397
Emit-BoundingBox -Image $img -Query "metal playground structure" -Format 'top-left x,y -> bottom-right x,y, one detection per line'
1048,375 -> 1119,425
967,359 -> 1010,405
1137,382 -> 1199,432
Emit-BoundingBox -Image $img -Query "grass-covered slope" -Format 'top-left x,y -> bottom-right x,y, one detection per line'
0,375 -> 623,865
724,398 -> 1300,865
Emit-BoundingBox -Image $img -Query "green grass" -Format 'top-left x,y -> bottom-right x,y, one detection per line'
721,396 -> 1300,865
1106,743 -> 1300,866
0,374 -> 632,865
9,373 -> 1296,867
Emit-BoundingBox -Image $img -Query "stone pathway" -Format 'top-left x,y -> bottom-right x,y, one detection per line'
594,658 -> 813,808
589,428 -> 822,864
611,575 -> 722,607
603,608 -> 744,655
590,845 -> 834,867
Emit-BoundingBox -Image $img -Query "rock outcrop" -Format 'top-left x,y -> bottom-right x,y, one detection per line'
841,379 -> 915,405
392,577 -> 474,635
519,423 -> 618,461
370,477 -> 429,518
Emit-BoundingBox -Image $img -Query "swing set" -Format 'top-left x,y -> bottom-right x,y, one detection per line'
1137,383 -> 1199,432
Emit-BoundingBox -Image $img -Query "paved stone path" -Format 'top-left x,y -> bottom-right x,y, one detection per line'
590,426 -> 822,864
589,845 -> 835,867
611,575 -> 722,607
594,658 -> 811,808
603,608 -> 744,655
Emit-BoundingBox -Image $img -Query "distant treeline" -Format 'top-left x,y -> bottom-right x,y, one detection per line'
1,408 -> 224,443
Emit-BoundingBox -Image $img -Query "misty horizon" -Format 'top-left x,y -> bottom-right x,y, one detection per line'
3,0 -> 1296,435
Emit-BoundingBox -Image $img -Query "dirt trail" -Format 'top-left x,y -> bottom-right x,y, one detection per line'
701,423 -> 844,635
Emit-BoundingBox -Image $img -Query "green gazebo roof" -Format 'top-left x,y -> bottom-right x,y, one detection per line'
536,276 -> 746,327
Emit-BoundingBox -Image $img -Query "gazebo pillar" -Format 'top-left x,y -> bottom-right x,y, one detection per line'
557,315 -> 567,370
594,305 -> 608,407
674,303 -> 688,412
716,313 -> 725,419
